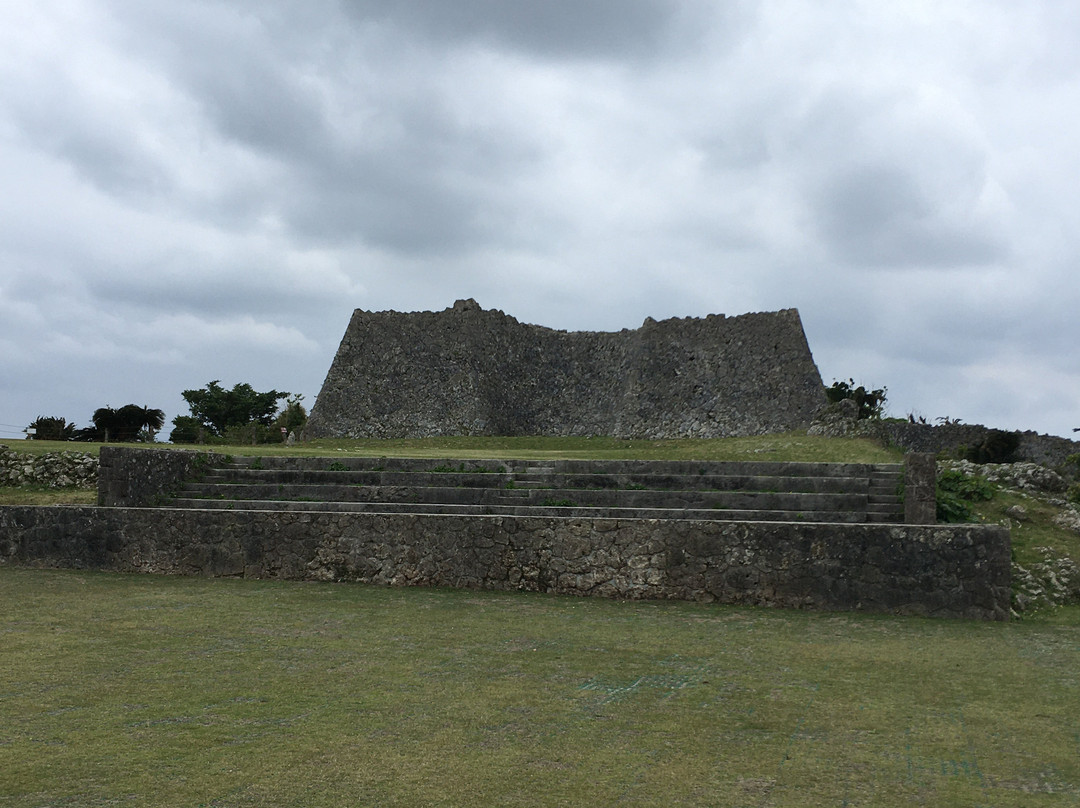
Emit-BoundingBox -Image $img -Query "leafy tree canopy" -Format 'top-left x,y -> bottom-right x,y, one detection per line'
168,415 -> 203,445
825,379 -> 887,420
92,405 -> 166,443
179,380 -> 289,437
26,416 -> 76,441
273,394 -> 308,436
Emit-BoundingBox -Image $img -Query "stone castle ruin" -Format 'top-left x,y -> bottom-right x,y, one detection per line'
1,300 -> 1014,620
303,299 -> 826,439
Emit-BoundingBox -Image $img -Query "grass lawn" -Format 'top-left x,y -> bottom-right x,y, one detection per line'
1,433 -> 903,464
1,568 -> 1078,807
0,487 -> 96,506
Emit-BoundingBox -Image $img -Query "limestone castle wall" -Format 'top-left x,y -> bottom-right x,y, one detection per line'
304,300 -> 826,439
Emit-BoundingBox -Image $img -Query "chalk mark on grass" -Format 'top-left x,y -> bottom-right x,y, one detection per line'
760,674 -> 823,808
578,656 -> 712,706
578,674 -> 695,705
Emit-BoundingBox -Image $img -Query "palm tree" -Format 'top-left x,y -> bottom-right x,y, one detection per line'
92,407 -> 119,442
136,405 -> 166,442
92,404 -> 166,442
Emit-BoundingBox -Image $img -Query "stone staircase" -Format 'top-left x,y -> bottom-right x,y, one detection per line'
168,457 -> 906,524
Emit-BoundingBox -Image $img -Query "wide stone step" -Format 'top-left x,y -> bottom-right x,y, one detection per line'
195,468 -> 874,494
177,482 -> 869,512
866,512 -> 904,524
168,456 -> 910,524
201,469 -> 512,488
165,498 -> 867,523
222,456 -> 900,479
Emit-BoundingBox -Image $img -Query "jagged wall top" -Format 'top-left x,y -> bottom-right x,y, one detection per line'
303,300 -> 826,439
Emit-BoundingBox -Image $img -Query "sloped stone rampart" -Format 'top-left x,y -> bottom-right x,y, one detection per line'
304,301 -> 826,439
0,506 -> 1010,620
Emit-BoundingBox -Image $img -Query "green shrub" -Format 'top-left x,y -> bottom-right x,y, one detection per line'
1064,454 -> 1080,480
936,491 -> 973,523
222,422 -> 282,445
936,469 -> 996,523
272,395 -> 308,439
169,416 -> 204,444
825,379 -> 887,419
964,429 -> 1021,464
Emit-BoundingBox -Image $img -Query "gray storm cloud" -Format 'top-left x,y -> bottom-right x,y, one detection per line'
1,0 -> 1078,440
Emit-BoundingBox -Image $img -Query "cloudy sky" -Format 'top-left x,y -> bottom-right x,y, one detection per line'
2,0 -> 1079,442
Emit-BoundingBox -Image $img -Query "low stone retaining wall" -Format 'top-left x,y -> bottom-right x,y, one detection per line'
811,413 -> 1080,472
97,447 -> 227,506
878,422 -> 1080,470
0,505 -> 1011,620
0,445 -> 97,488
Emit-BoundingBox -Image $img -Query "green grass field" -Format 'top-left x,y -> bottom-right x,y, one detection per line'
1,568 -> 1077,807
3,434 -> 1078,805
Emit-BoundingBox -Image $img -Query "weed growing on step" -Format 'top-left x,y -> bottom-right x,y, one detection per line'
937,469 -> 996,523
541,498 -> 577,507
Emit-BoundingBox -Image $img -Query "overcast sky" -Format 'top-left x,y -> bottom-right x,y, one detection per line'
2,0 -> 1079,442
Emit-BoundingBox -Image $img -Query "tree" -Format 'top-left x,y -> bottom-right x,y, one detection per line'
825,379 -> 887,420
168,416 -> 204,444
965,429 -> 1021,464
272,394 -> 308,440
26,416 -> 76,441
176,380 -> 289,438
136,405 -> 166,436
92,405 -> 166,442
92,407 -> 120,442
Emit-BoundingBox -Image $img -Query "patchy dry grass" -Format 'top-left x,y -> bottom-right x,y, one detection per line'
973,489 -> 1080,568
0,440 -> 101,457
295,433 -> 903,463
1,568 -> 1078,807
0,487 -> 96,506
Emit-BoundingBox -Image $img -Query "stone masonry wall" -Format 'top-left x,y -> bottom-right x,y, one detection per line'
303,300 -> 827,439
810,410 -> 1080,472
97,447 -> 229,506
0,505 -> 1011,620
876,422 -> 1080,471
0,445 -> 97,488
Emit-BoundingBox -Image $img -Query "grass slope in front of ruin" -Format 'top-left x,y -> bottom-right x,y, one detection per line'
0,433 -> 901,508
3,432 -> 903,463
1,567 -> 1078,807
